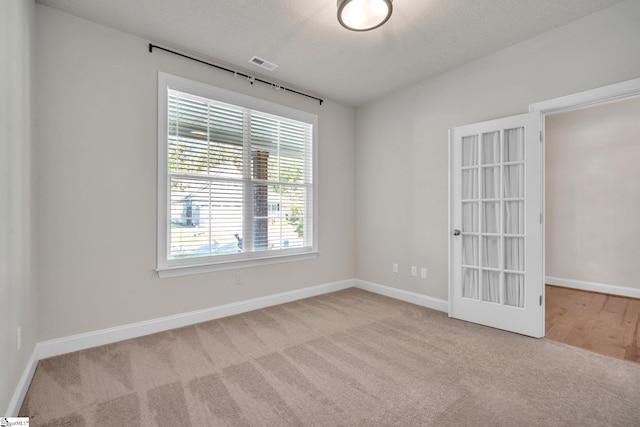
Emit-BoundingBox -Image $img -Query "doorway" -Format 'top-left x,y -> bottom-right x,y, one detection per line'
530,78 -> 640,360
447,78 -> 640,341
544,95 -> 640,294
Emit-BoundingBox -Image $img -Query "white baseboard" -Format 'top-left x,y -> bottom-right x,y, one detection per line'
546,276 -> 640,299
5,346 -> 39,417
37,279 -> 354,360
354,279 -> 449,313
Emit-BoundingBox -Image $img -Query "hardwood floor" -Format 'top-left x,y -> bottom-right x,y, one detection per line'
545,285 -> 640,363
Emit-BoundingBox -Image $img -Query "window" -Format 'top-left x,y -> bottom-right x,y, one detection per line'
157,73 -> 317,277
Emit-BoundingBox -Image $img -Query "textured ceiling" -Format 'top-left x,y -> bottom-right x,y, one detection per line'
36,0 -> 625,107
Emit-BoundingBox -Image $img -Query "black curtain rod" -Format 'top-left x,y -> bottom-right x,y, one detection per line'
149,44 -> 323,106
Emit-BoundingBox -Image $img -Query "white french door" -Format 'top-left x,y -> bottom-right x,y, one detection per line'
449,112 -> 544,338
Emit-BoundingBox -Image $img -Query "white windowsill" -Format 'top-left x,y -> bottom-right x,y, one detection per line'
156,251 -> 319,278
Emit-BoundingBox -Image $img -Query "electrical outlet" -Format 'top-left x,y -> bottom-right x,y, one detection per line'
392,263 -> 398,273
17,326 -> 22,351
411,266 -> 417,277
235,273 -> 243,285
421,268 -> 427,279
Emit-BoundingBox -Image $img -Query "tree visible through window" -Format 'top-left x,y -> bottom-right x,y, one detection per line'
157,74 -> 316,275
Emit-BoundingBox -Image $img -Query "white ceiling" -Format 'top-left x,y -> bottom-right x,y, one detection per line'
37,0 -> 624,107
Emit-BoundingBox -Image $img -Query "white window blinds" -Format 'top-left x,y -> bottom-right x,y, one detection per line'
157,73 -> 317,276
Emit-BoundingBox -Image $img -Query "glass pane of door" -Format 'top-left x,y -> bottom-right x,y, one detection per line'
460,126 -> 527,308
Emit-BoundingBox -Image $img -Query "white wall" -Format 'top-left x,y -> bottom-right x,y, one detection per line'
355,0 -> 640,300
35,5 -> 355,341
0,0 -> 38,414
546,96 -> 640,290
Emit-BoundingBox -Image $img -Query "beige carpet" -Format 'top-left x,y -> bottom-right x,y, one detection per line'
20,288 -> 640,426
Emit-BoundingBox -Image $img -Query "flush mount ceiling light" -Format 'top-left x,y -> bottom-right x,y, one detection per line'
337,0 -> 393,31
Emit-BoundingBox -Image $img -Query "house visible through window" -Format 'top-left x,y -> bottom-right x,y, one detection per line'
157,73 -> 317,276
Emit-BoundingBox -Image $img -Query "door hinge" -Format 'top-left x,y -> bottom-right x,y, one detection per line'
540,131 -> 543,142
539,295 -> 543,306
540,213 -> 543,224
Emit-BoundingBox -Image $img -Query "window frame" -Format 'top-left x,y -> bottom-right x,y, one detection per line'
157,72 -> 318,278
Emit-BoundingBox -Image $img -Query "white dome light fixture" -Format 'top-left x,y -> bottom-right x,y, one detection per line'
337,0 -> 393,32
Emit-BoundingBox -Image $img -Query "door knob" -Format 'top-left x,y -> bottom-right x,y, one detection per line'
452,229 -> 461,236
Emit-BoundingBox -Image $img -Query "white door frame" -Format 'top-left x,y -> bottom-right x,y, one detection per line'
529,78 -> 640,116
529,77 -> 640,313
